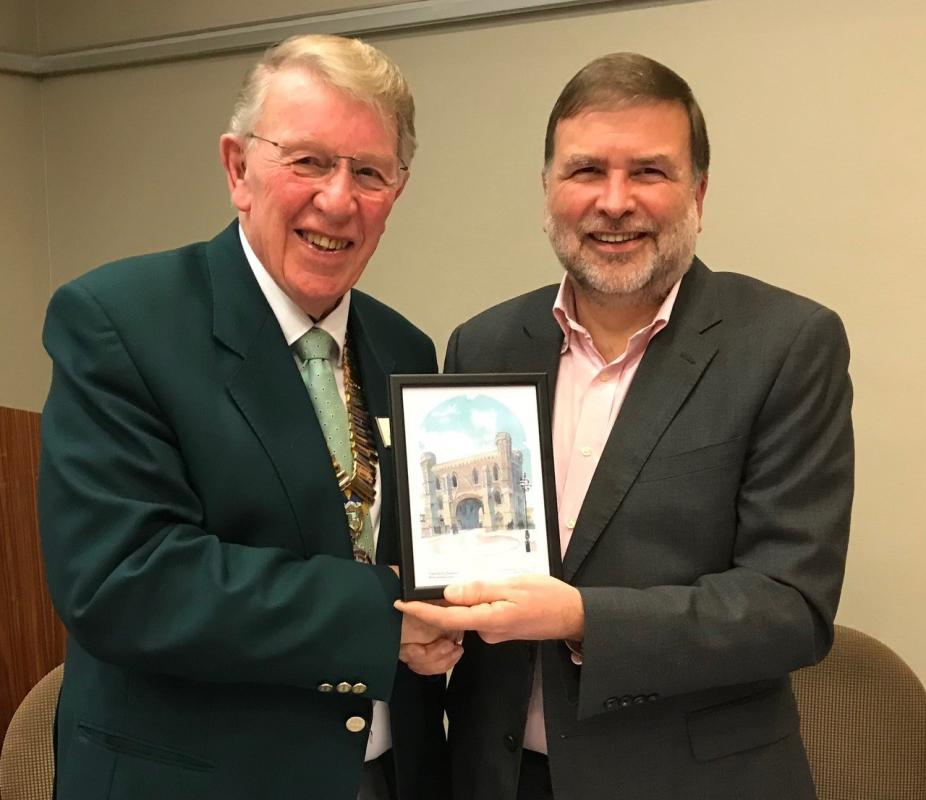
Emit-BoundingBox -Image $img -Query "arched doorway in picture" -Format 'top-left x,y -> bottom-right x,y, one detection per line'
455,498 -> 483,530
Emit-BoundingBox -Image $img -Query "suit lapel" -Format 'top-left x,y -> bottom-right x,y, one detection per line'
208,222 -> 352,559
517,287 -> 565,421
562,260 -> 722,580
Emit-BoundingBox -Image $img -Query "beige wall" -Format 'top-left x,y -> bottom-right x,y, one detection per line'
41,57 -> 238,282
6,0 -> 926,680
0,73 -> 48,412
0,0 -> 36,52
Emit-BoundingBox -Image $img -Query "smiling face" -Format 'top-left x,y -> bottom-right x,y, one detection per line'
544,101 -> 707,306
220,68 -> 405,318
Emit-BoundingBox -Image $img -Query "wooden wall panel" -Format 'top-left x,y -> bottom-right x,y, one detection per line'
0,406 -> 66,742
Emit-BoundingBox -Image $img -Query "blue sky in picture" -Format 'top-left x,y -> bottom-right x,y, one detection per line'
418,393 -> 532,480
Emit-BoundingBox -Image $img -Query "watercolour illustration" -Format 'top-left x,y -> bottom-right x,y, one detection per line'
396,384 -> 554,592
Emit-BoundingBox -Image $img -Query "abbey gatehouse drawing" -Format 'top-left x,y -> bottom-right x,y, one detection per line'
418,432 -> 533,536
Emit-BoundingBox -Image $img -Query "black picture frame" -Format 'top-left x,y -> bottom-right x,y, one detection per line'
390,373 -> 562,600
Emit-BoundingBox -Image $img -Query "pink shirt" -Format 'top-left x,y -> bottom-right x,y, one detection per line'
522,275 -> 681,754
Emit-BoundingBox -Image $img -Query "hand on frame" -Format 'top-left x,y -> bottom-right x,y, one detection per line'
395,574 -> 584,645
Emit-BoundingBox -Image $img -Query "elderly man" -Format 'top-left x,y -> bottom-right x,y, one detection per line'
40,35 -> 457,800
397,53 -> 853,799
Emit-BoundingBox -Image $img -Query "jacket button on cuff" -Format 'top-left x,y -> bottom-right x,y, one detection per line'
336,682 -> 352,693
633,695 -> 646,705
503,734 -> 519,752
351,682 -> 368,695
345,716 -> 367,733
604,697 -> 618,709
317,682 -> 334,693
647,694 -> 659,702
618,696 -> 633,708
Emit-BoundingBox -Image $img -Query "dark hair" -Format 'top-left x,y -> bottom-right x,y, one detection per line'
543,52 -> 709,178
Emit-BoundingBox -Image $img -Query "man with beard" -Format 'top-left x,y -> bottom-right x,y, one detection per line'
397,53 -> 853,799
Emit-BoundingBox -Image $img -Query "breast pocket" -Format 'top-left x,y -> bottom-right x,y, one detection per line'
636,436 -> 745,484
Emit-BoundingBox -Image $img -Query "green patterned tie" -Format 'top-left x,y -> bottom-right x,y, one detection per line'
293,328 -> 374,562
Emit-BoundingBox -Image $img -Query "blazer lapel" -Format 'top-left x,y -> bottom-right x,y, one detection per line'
208,223 -> 352,559
562,260 -> 722,580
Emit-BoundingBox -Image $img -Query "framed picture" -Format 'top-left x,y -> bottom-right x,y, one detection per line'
390,373 -> 561,600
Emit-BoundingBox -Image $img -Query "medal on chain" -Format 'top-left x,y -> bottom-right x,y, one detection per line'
333,338 -> 377,563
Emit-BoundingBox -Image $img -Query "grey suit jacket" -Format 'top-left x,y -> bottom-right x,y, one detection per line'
444,259 -> 853,800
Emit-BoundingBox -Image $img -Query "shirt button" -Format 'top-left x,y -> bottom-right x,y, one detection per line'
566,519 -> 576,530
345,716 -> 366,733
580,446 -> 592,457
599,373 -> 611,382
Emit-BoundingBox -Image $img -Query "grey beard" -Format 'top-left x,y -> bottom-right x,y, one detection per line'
547,203 -> 699,307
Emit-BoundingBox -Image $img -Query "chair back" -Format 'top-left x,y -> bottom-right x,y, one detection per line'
0,405 -> 67,741
792,625 -> 926,799
0,664 -> 63,800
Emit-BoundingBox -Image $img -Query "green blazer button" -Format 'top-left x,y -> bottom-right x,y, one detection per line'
345,716 -> 366,733
318,682 -> 334,693
336,682 -> 352,693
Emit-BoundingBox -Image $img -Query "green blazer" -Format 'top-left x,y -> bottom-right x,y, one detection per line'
443,259 -> 853,800
39,222 -> 447,800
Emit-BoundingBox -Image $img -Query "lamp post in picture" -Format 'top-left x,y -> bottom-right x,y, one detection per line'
519,473 -> 532,553
448,474 -> 458,534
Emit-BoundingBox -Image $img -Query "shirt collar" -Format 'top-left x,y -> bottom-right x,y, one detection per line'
552,274 -> 682,358
239,224 -> 350,364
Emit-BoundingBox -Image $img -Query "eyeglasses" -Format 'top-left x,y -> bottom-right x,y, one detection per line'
246,133 -> 407,194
